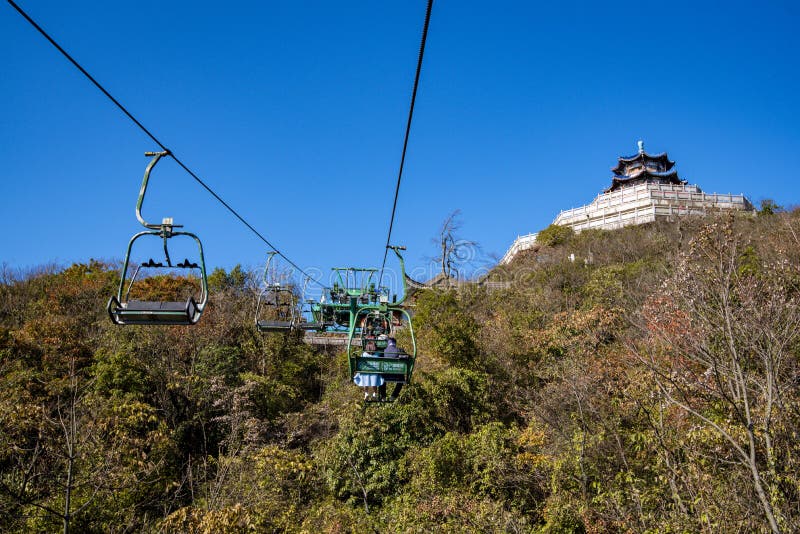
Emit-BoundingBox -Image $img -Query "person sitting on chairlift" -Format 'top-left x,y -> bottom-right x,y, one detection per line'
383,337 -> 402,358
383,337 -> 406,400
354,334 -> 384,400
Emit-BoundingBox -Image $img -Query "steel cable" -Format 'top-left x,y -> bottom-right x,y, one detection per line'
7,0 -> 326,288
378,0 -> 434,289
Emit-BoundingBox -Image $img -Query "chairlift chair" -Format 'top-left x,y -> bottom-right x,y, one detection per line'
345,246 -> 416,403
255,251 -> 298,332
348,306 -> 416,403
312,267 -> 382,330
107,151 -> 208,325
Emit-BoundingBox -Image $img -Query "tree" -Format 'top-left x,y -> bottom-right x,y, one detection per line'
758,199 -> 783,216
432,210 -> 479,280
207,264 -> 251,294
637,218 -> 800,533
413,290 -> 480,368
536,224 -> 574,247
1,353 -> 170,533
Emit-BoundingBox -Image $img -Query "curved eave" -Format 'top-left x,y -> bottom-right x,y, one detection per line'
604,170 -> 685,193
616,169 -> 679,180
619,150 -> 669,161
611,152 -> 675,174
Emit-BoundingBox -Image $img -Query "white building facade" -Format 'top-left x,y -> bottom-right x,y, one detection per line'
501,142 -> 754,265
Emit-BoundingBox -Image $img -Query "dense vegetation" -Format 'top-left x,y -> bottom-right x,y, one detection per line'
2,210 -> 800,533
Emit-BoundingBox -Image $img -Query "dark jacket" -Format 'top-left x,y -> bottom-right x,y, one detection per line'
383,340 -> 402,358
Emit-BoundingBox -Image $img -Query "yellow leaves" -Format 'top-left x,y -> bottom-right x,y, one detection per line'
126,274 -> 202,303
109,397 -> 161,430
254,445 -> 314,486
516,450 -> 549,470
160,504 -> 255,534
166,371 -> 201,391
0,380 -> 43,457
510,423 -> 551,473
528,305 -> 624,361
516,424 -> 546,449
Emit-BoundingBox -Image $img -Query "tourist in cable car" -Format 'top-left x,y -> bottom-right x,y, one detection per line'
382,337 -> 407,400
384,337 -> 401,358
354,339 -> 385,400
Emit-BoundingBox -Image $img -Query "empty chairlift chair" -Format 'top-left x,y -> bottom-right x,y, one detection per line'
107,151 -> 208,325
255,251 -> 297,332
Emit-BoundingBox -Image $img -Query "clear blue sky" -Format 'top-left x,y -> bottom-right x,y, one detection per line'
2,1 -> 799,293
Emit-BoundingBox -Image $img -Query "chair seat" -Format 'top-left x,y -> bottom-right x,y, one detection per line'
109,298 -> 198,325
126,300 -> 190,312
257,320 -> 294,331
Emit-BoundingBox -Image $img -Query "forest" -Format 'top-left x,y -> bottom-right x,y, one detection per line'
2,208 -> 800,533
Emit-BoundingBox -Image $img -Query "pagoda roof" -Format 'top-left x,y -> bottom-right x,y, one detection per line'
604,168 -> 685,193
611,151 -> 675,175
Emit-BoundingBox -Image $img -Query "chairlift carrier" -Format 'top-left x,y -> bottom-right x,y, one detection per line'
107,151 -> 208,325
255,251 -> 298,332
344,246 -> 417,402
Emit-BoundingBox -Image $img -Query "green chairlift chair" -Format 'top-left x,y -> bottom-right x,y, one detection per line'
345,246 -> 417,403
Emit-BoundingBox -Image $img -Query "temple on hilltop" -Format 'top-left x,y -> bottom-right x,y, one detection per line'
605,141 -> 685,193
500,141 -> 754,265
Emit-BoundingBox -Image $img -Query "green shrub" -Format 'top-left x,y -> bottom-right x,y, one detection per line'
536,224 -> 574,247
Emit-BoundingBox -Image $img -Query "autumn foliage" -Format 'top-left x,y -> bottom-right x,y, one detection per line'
3,210 -> 800,532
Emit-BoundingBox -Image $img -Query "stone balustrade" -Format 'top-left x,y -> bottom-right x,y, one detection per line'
501,183 -> 753,264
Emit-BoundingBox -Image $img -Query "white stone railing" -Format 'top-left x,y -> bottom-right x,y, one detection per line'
500,232 -> 538,265
554,183 -> 752,229
500,183 -> 753,265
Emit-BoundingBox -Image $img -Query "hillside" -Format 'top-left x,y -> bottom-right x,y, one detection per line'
2,210 -> 800,533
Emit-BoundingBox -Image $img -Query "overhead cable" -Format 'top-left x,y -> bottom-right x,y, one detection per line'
378,0 -> 434,288
7,0 -> 326,288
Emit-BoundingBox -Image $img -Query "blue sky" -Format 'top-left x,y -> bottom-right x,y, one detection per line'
2,1 -> 799,294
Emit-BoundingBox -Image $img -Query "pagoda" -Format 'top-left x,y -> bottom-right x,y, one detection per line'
500,141 -> 754,264
606,140 -> 685,192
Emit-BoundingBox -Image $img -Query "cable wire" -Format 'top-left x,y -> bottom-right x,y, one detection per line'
7,0 -> 326,289
378,0 -> 434,288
